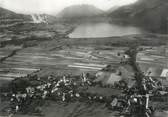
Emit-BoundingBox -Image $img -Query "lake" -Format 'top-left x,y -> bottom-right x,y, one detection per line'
153,111 -> 168,117
69,22 -> 145,38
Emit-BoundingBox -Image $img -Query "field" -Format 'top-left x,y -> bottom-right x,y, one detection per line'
137,46 -> 168,77
1,22 -> 168,117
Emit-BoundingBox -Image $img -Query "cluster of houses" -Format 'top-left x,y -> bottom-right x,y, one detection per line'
144,67 -> 168,87
5,73 -> 109,113
2,71 -> 136,114
1,66 -> 167,117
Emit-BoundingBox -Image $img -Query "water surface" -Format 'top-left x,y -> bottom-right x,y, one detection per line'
153,111 -> 168,117
69,22 -> 144,38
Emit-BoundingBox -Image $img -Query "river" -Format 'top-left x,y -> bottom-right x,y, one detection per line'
69,22 -> 145,38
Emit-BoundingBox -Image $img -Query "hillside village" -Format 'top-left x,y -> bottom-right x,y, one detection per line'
1,1 -> 168,117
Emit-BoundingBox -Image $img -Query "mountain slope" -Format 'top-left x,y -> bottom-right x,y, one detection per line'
0,7 -> 30,20
110,0 -> 168,33
106,6 -> 119,14
57,4 -> 104,19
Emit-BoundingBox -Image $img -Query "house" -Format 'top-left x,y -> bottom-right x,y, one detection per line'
145,67 -> 163,77
160,69 -> 168,78
145,67 -> 168,86
145,67 -> 168,78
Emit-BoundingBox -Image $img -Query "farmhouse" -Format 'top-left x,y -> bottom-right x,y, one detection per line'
145,67 -> 168,86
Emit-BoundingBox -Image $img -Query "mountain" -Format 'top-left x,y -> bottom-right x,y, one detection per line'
107,6 -> 120,14
57,4 -> 104,19
0,7 -> 30,20
0,7 -> 32,28
109,0 -> 168,33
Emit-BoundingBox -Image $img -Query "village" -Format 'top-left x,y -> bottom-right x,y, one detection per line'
1,6 -> 168,117
1,45 -> 168,117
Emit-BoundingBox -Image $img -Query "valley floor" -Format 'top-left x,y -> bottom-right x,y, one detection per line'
1,22 -> 168,117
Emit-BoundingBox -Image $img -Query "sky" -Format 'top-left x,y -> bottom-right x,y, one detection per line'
0,0 -> 138,15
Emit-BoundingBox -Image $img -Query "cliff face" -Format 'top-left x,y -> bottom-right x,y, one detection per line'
110,0 -> 168,33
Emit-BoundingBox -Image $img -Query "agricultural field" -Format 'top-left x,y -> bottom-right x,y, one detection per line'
137,45 -> 168,86
137,46 -> 168,76
1,21 -> 168,117
0,38 -> 129,77
0,24 -> 167,86
0,23 -> 74,87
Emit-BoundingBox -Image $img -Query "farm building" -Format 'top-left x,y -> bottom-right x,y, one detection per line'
145,68 -> 168,78
145,67 -> 168,86
160,69 -> 168,78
